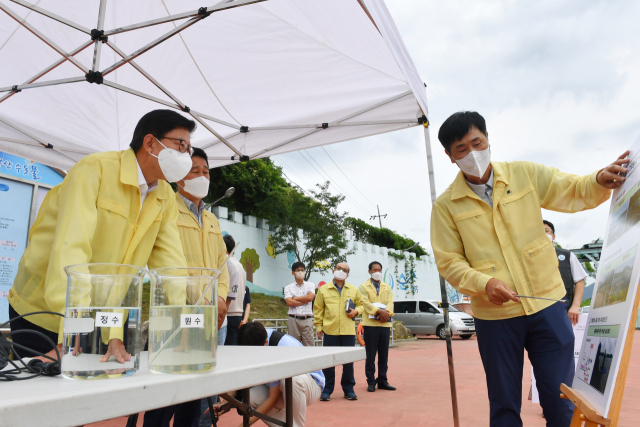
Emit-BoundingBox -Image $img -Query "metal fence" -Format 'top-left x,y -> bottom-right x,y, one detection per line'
251,318 -> 395,347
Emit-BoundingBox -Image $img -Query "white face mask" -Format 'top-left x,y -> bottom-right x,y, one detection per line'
181,176 -> 210,199
371,272 -> 382,282
294,271 -> 305,280
151,138 -> 193,182
547,233 -> 554,242
334,270 -> 347,281
455,147 -> 491,178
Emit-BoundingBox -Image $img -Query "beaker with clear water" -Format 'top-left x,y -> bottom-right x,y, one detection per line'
148,267 -> 218,374
61,263 -> 145,379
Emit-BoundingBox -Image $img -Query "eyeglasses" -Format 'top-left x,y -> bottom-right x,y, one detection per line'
335,266 -> 349,272
161,136 -> 193,155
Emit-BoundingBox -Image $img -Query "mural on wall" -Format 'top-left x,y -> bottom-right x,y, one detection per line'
266,236 -> 277,259
240,248 -> 261,283
446,282 -> 463,303
286,252 -> 296,269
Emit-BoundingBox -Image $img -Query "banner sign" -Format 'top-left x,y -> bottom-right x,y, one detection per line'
572,135 -> 640,416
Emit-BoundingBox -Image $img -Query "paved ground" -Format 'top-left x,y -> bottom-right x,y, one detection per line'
92,331 -> 640,427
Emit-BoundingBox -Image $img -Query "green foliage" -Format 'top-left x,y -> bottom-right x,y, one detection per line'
404,255 -> 418,296
584,262 -> 595,273
344,217 -> 428,257
240,248 -> 260,282
581,298 -> 591,308
269,182 -> 353,281
207,158 -> 291,219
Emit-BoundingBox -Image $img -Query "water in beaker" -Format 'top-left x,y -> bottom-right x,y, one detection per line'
61,264 -> 144,379
148,267 -> 219,374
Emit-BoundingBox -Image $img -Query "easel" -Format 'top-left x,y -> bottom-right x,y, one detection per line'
559,280 -> 640,427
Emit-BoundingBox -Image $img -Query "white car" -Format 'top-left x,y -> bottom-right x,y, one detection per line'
394,299 -> 475,340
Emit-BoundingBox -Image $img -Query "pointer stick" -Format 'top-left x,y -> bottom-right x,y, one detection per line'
515,295 -> 567,303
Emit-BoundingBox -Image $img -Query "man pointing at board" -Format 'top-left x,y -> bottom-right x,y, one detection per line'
430,111 -> 628,427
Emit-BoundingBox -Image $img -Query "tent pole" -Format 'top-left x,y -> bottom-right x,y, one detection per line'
0,77 -> 85,93
0,116 -> 79,162
0,2 -> 89,73
250,118 -> 418,131
104,41 -> 240,130
103,0 -> 268,37
0,40 -> 92,105
423,125 -> 460,427
249,89 -> 414,157
91,0 -> 107,72
189,113 -> 244,157
9,0 -> 91,34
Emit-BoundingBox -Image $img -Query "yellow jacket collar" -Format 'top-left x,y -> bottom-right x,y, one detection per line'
363,278 -> 388,289
450,162 -> 509,201
327,280 -> 353,291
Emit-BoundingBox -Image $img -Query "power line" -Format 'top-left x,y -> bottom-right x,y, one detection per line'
274,156 -> 314,191
320,146 -> 377,209
299,150 -> 372,216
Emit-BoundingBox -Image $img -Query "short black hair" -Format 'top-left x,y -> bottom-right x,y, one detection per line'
223,234 -> 235,254
129,109 -> 196,153
438,111 -> 487,152
368,261 -> 382,271
238,322 -> 268,346
191,147 -> 209,168
292,261 -> 305,272
543,220 -> 555,234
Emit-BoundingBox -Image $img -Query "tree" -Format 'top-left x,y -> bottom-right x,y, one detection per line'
270,182 -> 353,281
344,217 -> 429,257
239,248 -> 261,283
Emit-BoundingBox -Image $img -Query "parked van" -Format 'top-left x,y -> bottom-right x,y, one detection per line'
394,299 -> 475,340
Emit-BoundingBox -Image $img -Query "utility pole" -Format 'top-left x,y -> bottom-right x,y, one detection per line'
370,205 -> 387,228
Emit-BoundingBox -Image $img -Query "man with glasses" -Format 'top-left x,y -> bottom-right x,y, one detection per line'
313,262 -> 363,401
8,109 -> 193,364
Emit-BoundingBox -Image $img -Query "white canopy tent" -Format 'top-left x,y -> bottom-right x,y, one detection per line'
0,0 -> 432,175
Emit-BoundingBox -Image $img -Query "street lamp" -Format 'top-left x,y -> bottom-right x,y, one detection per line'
207,187 -> 235,209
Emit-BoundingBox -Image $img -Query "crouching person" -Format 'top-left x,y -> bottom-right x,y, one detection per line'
235,322 -> 324,426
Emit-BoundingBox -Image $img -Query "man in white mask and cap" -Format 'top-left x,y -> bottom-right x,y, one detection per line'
313,262 -> 363,401
430,111 -> 628,427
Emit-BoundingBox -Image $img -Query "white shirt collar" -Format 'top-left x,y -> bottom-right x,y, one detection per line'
466,170 -> 494,194
136,157 -> 158,196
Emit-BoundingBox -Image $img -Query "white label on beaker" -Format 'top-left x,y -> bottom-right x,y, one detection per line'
180,314 -> 205,328
64,317 -> 95,334
95,312 -> 123,328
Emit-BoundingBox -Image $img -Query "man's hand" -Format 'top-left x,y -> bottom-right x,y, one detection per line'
218,296 -> 228,329
568,305 -> 580,326
597,151 -> 630,189
377,309 -> 390,322
317,330 -> 323,340
99,338 -> 131,363
486,279 -> 520,305
240,319 -> 247,327
347,308 -> 358,319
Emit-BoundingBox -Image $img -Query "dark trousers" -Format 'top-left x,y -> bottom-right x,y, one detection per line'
322,334 -> 356,395
475,302 -> 575,427
8,304 -> 58,358
363,326 -> 390,386
225,315 -> 242,346
143,399 -> 201,427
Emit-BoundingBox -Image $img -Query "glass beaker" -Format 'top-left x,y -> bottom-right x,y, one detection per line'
61,263 -> 145,379
148,267 -> 218,374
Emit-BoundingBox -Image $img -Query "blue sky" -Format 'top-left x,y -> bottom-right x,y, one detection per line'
272,0 -> 640,254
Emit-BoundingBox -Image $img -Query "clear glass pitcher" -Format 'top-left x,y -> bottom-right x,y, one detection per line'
148,267 -> 219,374
61,263 -> 145,379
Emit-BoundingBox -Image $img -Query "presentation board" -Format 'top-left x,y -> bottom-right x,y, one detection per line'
0,151 -> 63,325
572,135 -> 640,417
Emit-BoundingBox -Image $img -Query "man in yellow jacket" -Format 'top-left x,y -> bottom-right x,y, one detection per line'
430,111 -> 628,427
143,147 -> 230,427
359,261 -> 395,393
8,109 -> 194,364
313,262 -> 363,401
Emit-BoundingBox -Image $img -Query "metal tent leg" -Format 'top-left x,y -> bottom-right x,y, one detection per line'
423,125 -> 460,427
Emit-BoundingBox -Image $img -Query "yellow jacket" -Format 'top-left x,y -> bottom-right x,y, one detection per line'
358,279 -> 394,328
175,193 -> 230,301
313,281 -> 363,336
430,161 -> 610,320
9,149 -> 188,341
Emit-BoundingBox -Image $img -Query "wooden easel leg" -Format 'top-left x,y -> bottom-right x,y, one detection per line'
569,408 -> 584,427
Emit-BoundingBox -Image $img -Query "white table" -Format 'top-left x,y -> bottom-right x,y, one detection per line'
0,346 -> 365,427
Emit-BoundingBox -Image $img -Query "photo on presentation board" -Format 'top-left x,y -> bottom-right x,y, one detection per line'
572,134 -> 640,417
593,246 -> 636,309
577,325 -> 620,394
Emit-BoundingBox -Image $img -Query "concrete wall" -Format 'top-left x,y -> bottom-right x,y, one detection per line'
212,206 -> 442,302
